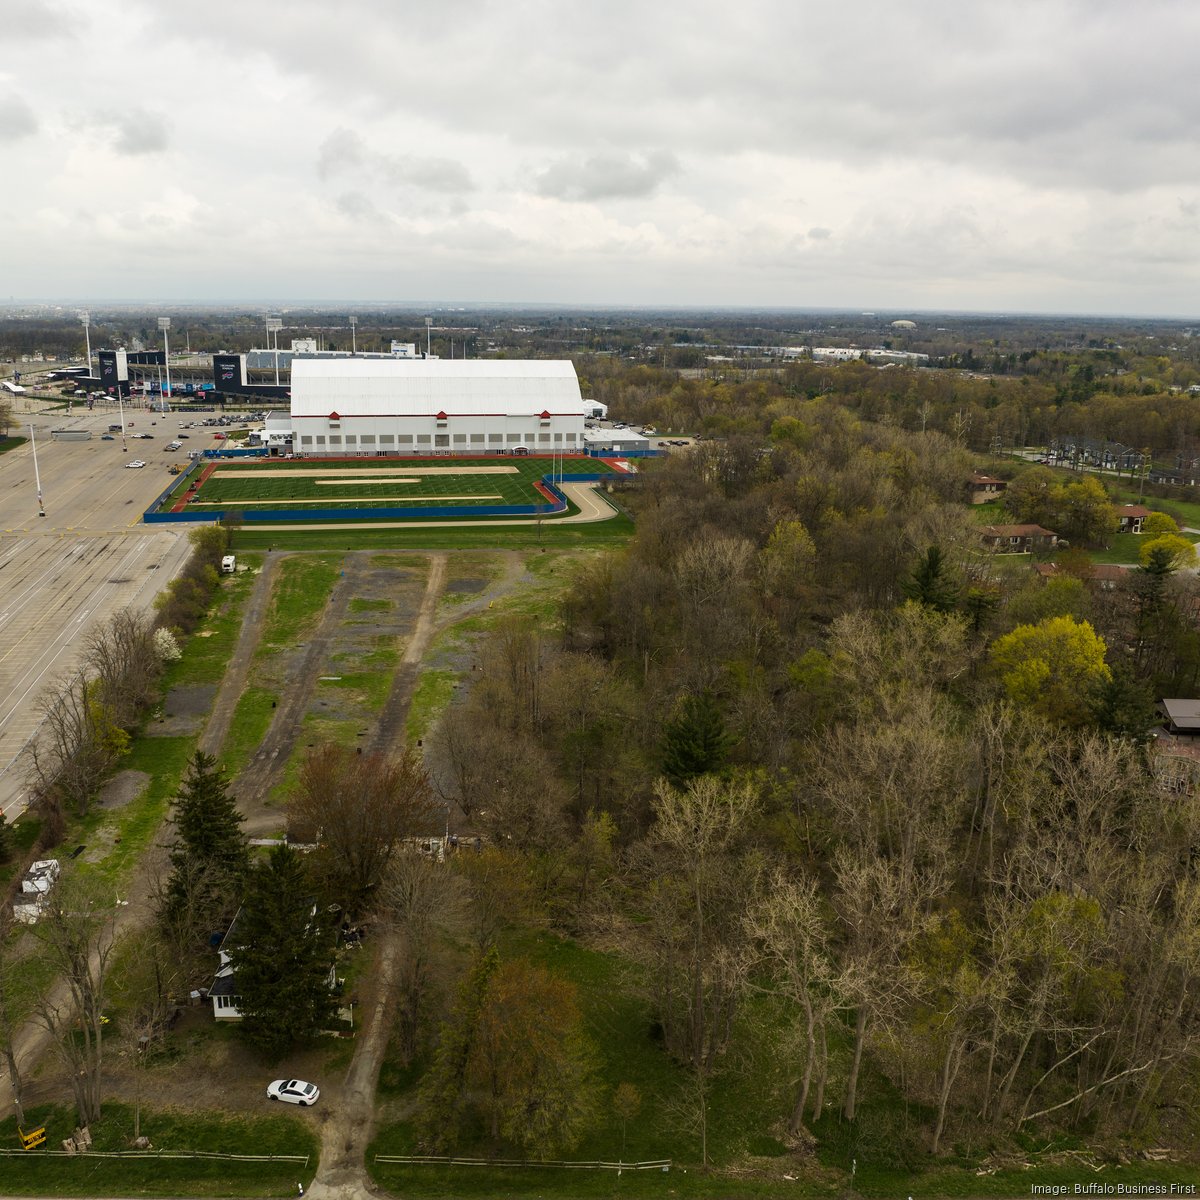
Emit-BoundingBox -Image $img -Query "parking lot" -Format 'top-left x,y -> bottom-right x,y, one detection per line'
0,405 -> 197,816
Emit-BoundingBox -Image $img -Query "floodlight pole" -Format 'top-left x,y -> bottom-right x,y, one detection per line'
80,312 -> 92,378
158,317 -> 172,410
425,316 -> 432,358
349,315 -> 357,355
118,390 -> 127,451
29,423 -> 44,517
266,317 -> 283,386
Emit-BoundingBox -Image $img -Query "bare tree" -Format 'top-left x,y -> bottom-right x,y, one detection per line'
380,853 -> 469,1064
84,608 -> 162,728
744,871 -> 844,1137
27,672 -> 128,816
31,874 -> 120,1126
289,743 -> 433,912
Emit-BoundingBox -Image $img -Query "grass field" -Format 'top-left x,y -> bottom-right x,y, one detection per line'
0,1103 -> 317,1197
170,457 -> 620,513
231,515 -> 635,551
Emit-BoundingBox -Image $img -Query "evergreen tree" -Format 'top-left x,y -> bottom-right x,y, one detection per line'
1090,661 -> 1158,740
227,844 -> 336,1060
162,751 -> 249,938
901,544 -> 959,613
0,812 -> 11,864
661,691 -> 734,785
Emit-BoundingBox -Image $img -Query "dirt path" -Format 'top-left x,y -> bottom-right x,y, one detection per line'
368,554 -> 447,754
198,554 -> 285,756
233,553 -> 366,831
306,930 -> 401,1200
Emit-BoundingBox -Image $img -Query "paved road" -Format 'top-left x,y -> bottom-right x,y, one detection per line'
0,403 -> 198,816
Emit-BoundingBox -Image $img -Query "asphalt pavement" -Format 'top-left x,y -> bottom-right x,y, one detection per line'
0,401 -> 196,817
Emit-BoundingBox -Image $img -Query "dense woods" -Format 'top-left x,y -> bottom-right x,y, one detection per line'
423,397 -> 1200,1159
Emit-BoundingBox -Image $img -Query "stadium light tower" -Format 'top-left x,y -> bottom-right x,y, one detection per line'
349,315 -> 357,355
29,423 -> 45,517
157,317 -> 172,409
425,316 -> 432,358
80,312 -> 92,378
266,317 -> 283,385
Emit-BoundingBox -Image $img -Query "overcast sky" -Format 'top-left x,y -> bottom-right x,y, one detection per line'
3,0 -> 1199,314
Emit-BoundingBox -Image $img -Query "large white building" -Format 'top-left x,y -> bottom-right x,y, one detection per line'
288,356 -> 588,457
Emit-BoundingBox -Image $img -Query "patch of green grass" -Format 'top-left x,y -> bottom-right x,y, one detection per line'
0,436 -> 27,455
162,554 -> 263,688
78,737 -> 195,885
0,1102 -> 317,1197
1088,530 -> 1200,564
259,555 -> 342,653
405,670 -> 458,742
220,686 -> 278,777
232,515 -> 635,552
319,665 -> 395,712
349,597 -> 391,613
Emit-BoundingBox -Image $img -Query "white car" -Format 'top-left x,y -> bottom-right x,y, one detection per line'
125,460 -> 146,469
166,441 -> 182,451
267,1079 -> 319,1106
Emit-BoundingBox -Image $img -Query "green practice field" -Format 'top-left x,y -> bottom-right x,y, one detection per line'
169,456 -> 621,514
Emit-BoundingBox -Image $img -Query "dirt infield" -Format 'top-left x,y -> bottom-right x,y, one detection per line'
212,465 -> 520,478
313,477 -> 422,485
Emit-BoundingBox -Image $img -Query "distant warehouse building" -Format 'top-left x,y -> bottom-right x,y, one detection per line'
288,356 -> 588,457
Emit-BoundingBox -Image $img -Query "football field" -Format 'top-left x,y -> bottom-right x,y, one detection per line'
168,456 -> 622,516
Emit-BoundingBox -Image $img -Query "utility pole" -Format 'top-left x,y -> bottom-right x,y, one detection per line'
29,423 -> 44,517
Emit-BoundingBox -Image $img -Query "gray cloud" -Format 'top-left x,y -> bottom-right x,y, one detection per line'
533,150 -> 680,202
4,0 -> 73,40
0,94 -> 37,142
317,128 -> 474,193
7,0 -> 1200,312
109,109 -> 168,155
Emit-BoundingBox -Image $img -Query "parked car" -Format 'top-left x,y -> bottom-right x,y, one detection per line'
101,434 -> 115,441
125,460 -> 146,469
267,1079 -> 319,1106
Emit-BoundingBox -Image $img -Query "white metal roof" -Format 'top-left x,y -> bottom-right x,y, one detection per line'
583,428 -> 650,445
290,357 -> 584,417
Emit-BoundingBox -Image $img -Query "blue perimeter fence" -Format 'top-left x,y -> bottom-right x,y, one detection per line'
142,457 -> 626,525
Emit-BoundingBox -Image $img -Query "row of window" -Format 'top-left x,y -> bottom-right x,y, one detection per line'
214,994 -> 238,1010
298,432 -> 576,448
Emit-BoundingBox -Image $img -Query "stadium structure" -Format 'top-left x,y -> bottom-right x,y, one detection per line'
276,353 -> 588,458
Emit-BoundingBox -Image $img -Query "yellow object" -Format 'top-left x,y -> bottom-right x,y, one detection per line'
19,1125 -> 46,1150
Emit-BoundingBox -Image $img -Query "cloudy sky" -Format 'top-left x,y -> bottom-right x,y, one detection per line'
3,0 -> 1199,313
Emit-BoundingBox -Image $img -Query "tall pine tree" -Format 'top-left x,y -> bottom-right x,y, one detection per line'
901,544 -> 959,613
162,751 -> 249,940
227,844 -> 336,1060
661,691 -> 734,785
